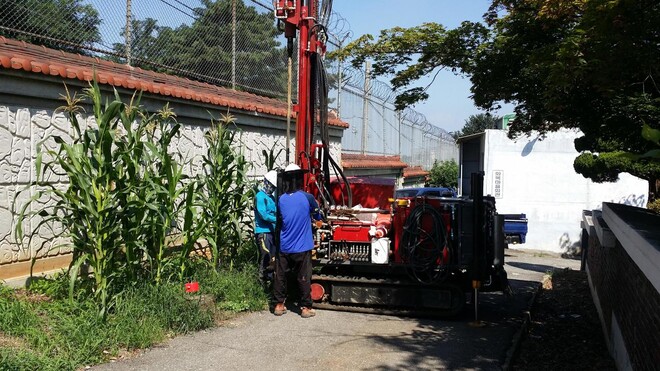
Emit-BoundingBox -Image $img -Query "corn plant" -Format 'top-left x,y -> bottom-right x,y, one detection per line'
16,82 -> 127,315
137,106 -> 188,283
15,82 -> 201,316
198,114 -> 255,269
262,145 -> 284,171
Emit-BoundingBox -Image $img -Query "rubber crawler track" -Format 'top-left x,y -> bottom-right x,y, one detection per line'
311,274 -> 466,317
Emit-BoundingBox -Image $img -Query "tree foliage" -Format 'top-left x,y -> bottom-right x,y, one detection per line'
338,0 -> 660,188
113,0 -> 286,95
0,0 -> 100,54
428,159 -> 459,188
458,113 -> 502,137
334,21 -> 489,111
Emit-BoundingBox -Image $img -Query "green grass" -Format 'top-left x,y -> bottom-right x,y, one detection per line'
198,265 -> 269,312
0,268 -> 268,371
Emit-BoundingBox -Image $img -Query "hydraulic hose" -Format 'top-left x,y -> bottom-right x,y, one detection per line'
328,153 -> 352,207
400,204 -> 452,284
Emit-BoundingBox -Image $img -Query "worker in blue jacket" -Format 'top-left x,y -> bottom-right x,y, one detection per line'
255,170 -> 278,283
273,164 -> 322,318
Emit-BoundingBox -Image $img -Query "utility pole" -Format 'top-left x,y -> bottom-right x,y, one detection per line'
361,61 -> 371,155
397,111 -> 402,160
125,0 -> 132,66
336,56 -> 342,119
382,102 -> 387,153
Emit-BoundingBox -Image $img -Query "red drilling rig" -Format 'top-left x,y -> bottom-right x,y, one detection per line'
274,0 -> 509,317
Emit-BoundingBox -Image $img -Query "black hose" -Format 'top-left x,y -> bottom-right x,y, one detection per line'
316,54 -> 331,195
400,204 -> 452,284
328,154 -> 352,207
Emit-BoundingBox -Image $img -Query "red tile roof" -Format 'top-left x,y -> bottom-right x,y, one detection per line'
403,166 -> 429,178
0,37 -> 348,128
341,153 -> 408,169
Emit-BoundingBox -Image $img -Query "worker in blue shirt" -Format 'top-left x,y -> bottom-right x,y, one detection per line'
273,164 -> 322,318
255,170 -> 278,283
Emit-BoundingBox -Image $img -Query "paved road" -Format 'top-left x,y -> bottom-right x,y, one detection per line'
94,249 -> 580,371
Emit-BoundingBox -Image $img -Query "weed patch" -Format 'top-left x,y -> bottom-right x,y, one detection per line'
0,267 -> 267,370
198,266 -> 268,312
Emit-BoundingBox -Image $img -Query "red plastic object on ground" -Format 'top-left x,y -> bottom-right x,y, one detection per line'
185,281 -> 199,293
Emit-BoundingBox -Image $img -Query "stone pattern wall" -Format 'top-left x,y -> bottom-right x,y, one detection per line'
0,104 -> 339,268
586,235 -> 660,370
0,106 -> 74,266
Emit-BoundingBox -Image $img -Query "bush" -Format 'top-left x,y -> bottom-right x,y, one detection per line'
648,198 -> 660,214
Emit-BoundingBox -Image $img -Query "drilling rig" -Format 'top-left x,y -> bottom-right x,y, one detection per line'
274,0 -> 508,316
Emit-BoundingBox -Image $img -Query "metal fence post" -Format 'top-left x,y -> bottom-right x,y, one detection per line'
361,61 -> 371,155
232,0 -> 237,90
125,0 -> 132,66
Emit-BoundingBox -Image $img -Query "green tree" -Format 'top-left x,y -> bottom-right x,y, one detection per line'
337,0 -> 660,197
428,159 -> 458,188
113,0 -> 287,96
0,0 -> 100,55
111,17 -> 161,63
458,113 -> 501,137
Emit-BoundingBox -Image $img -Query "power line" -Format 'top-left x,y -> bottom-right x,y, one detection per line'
157,0 -> 196,19
171,0 -> 201,15
250,0 -> 274,12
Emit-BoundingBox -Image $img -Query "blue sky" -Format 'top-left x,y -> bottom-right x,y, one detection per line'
331,0 -> 515,132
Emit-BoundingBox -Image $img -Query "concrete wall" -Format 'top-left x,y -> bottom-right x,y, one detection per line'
582,204 -> 660,370
0,71 -> 344,278
461,129 -> 648,252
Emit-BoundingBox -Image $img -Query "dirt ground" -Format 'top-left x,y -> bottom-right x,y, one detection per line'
512,267 -> 616,370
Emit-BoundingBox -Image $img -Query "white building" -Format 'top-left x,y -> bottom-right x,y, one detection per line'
458,128 -> 648,252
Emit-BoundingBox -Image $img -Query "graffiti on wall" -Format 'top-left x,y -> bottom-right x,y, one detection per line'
613,194 -> 647,208
558,232 -> 581,258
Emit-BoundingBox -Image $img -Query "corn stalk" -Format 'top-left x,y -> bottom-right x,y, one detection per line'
14,82 -> 198,316
198,114 -> 254,270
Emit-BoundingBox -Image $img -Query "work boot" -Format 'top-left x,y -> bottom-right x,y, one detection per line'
274,302 -> 287,316
300,307 -> 316,318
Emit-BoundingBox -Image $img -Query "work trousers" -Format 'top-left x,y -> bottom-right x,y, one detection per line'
273,250 -> 312,308
255,232 -> 275,281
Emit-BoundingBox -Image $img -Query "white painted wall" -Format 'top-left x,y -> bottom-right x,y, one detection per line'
481,129 -> 648,252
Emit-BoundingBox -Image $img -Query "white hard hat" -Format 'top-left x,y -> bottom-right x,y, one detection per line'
264,170 -> 278,186
284,163 -> 302,172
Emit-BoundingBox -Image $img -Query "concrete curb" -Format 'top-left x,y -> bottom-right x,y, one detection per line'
501,281 -> 542,371
1,268 -> 64,289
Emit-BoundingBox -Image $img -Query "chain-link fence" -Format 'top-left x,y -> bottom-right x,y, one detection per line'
329,60 -> 458,169
0,0 -> 457,169
1,0 -> 289,98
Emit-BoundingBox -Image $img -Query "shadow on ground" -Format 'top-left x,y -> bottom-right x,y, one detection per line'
317,277 -> 539,371
506,261 -> 558,273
